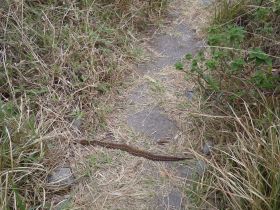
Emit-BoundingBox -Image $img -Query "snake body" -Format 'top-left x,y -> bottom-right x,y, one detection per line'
79,139 -> 189,161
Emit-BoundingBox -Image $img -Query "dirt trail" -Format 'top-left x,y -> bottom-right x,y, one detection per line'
69,1 -> 212,209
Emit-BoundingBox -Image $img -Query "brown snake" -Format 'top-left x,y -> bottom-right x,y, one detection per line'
79,139 -> 190,161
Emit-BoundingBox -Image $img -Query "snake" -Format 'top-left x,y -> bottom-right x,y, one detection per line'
79,139 -> 190,161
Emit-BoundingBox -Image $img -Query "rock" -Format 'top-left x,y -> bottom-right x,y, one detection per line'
156,189 -> 185,210
195,160 -> 208,176
137,23 -> 202,74
128,83 -> 150,104
173,161 -> 208,178
47,167 -> 74,187
72,118 -> 82,130
175,164 -> 194,178
127,107 -> 178,141
201,0 -> 214,6
272,68 -> 280,78
185,90 -> 194,100
202,141 -> 213,155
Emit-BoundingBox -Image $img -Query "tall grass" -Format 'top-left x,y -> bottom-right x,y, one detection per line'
0,0 -> 168,208
186,0 -> 280,209
0,101 -> 47,208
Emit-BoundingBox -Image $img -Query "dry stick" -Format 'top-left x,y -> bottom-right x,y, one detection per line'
79,139 -> 191,161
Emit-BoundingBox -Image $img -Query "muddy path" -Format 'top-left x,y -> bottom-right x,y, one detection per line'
65,1 -> 213,209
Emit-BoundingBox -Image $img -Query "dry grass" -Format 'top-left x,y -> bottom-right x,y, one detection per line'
189,98 -> 280,210
68,10 -> 207,207
181,0 -> 214,37
186,0 -> 280,209
69,66 -> 199,209
0,0 -> 170,208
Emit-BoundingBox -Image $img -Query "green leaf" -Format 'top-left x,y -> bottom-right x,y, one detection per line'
251,71 -> 276,89
13,186 -> 27,210
231,58 -> 245,72
249,48 -> 272,66
226,26 -> 245,43
208,34 -> 226,45
185,53 -> 193,60
96,82 -> 111,93
203,75 -> 220,91
253,7 -> 270,21
175,61 -> 184,70
212,50 -> 225,60
197,51 -> 205,61
191,59 -> 198,72
206,59 -> 217,70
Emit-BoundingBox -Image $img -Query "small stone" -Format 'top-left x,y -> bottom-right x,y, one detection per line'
127,108 -> 178,141
201,0 -> 214,6
202,141 -> 213,155
175,164 -> 193,178
72,118 -> 82,129
195,160 -> 208,176
47,167 -> 74,187
156,189 -> 185,210
272,69 -> 280,78
185,90 -> 194,100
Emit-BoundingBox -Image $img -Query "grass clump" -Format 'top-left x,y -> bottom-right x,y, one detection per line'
0,101 -> 47,209
0,0 -> 168,208
185,0 -> 280,209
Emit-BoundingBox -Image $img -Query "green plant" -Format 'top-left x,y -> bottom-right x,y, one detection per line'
187,26 -> 277,94
175,61 -> 184,70
186,0 -> 280,209
0,0 -> 169,208
0,100 -> 47,209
